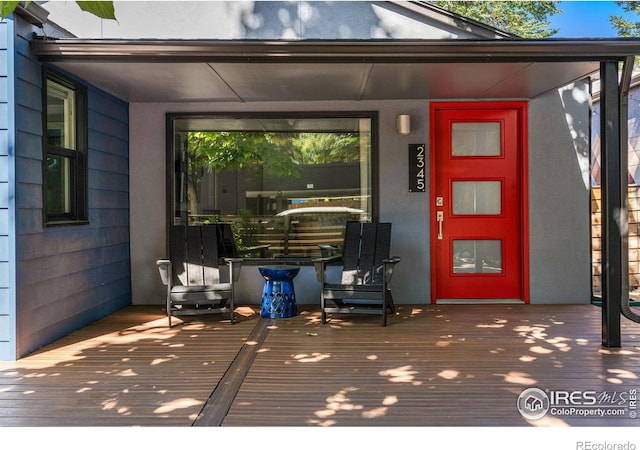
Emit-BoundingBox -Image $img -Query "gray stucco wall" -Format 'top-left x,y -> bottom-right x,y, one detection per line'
130,100 -> 430,306
42,1 -> 485,40
528,81 -> 592,303
130,89 -> 592,307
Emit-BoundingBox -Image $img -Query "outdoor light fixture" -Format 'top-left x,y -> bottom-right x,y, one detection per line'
397,114 -> 411,135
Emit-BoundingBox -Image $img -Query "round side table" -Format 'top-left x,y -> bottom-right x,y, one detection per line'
258,265 -> 300,318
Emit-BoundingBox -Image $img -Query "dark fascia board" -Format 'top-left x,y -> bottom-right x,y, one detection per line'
15,2 -> 49,27
30,38 -> 640,64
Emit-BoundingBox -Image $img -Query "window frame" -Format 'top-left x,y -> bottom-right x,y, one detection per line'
42,68 -> 88,226
165,111 -> 380,261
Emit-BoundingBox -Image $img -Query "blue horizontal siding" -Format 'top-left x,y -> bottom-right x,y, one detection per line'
0,209 -> 7,234
90,168 -> 129,192
0,18 -> 15,360
90,148 -> 129,175
0,129 -> 7,155
0,261 -> 7,286
0,182 -> 8,209
14,130 -> 40,160
15,155 -> 40,184
17,243 -> 130,286
0,103 -> 7,128
89,189 -> 129,209
0,287 -> 8,315
14,101 -> 40,136
15,182 -> 41,209
15,63 -> 41,112
17,285 -> 130,354
18,204 -> 130,235
13,19 -> 131,358
0,77 -> 6,103
19,260 -> 130,311
0,235 -> 8,261
15,45 -> 39,87
0,155 -> 7,180
0,315 -> 9,341
89,99 -> 128,142
18,226 -> 129,260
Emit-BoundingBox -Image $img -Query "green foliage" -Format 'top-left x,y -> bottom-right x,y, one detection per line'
611,1 -> 640,37
187,131 -> 300,178
433,1 -> 561,38
185,131 -> 301,214
231,209 -> 259,249
76,1 -> 116,20
185,130 -> 360,215
1,1 -> 115,20
1,1 -> 23,19
291,133 -> 360,164
187,131 -> 361,177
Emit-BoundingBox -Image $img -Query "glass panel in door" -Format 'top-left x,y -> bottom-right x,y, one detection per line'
451,122 -> 501,156
453,240 -> 502,273
452,181 -> 502,215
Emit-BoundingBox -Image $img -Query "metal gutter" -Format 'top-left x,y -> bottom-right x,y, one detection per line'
15,2 -> 49,27
30,38 -> 640,64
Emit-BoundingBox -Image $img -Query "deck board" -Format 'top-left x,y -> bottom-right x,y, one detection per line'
0,306 -> 258,427
0,304 -> 638,427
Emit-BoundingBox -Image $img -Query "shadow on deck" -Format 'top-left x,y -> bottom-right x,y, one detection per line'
1,304 -> 639,429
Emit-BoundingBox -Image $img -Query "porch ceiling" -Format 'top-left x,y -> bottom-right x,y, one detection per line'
31,39 -> 640,103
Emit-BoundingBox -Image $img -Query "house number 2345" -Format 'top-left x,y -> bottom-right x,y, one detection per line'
409,144 -> 426,192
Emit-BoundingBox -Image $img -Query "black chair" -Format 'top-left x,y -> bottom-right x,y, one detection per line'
157,225 -> 242,327
313,221 -> 400,326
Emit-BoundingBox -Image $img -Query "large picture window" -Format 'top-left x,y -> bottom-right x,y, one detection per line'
43,69 -> 88,225
167,113 -> 377,259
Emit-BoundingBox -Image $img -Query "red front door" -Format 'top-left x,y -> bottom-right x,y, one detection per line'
430,102 -> 528,302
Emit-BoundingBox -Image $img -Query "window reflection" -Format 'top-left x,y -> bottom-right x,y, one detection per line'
170,115 -> 374,258
453,240 -> 502,273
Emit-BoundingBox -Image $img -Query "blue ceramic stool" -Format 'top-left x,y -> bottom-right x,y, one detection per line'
259,265 -> 300,318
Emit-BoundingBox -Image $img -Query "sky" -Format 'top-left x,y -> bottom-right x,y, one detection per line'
550,0 -> 638,37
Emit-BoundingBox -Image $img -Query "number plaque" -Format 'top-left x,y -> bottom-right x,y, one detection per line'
409,144 -> 426,192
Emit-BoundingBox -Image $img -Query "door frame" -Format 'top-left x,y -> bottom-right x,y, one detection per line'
429,101 -> 530,304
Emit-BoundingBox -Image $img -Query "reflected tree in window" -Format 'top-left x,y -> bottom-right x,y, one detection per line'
291,133 -> 360,164
186,131 -> 300,215
170,114 -> 375,258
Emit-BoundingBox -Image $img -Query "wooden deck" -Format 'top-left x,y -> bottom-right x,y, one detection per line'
1,304 -> 639,428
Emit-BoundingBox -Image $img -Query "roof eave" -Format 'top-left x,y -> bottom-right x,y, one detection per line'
387,1 -> 519,39
30,38 -> 640,64
15,2 -> 49,27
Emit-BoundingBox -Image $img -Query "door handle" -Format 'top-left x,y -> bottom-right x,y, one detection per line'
436,211 -> 444,240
